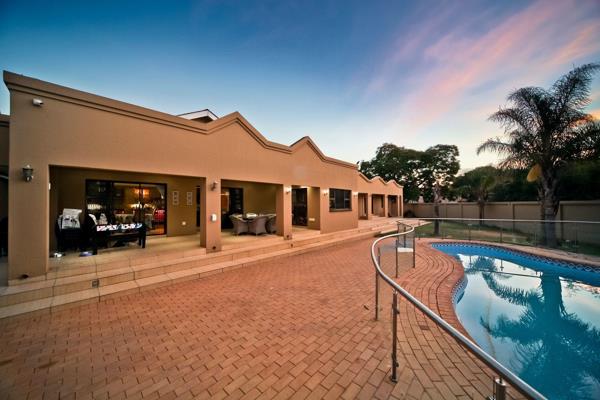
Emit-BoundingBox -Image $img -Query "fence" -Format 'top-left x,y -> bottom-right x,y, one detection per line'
405,200 -> 600,246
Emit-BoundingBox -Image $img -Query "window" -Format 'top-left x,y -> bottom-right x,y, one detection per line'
329,189 -> 351,211
86,180 -> 167,235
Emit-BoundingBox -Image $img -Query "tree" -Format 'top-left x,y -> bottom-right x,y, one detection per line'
360,144 -> 460,224
489,169 -> 538,202
453,166 -> 497,224
359,144 -> 423,202
478,63 -> 600,247
420,145 -> 460,234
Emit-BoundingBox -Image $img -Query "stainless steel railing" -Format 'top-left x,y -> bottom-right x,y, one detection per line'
409,217 -> 600,256
371,221 -> 546,400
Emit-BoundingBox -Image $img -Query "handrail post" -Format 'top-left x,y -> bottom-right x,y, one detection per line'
575,222 -> 579,253
499,222 -> 503,243
413,230 -> 416,268
489,377 -> 507,400
395,241 -> 399,278
390,290 -> 399,383
375,246 -> 381,321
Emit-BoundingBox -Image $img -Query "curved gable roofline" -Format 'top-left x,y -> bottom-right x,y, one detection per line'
289,136 -> 357,168
358,172 -> 403,188
3,71 -> 357,169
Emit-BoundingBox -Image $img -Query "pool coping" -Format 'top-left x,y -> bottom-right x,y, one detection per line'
428,239 -> 600,271
414,238 -> 600,344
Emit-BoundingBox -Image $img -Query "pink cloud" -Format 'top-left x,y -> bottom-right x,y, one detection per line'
368,0 -> 600,136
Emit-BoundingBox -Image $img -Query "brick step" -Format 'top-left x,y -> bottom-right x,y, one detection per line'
0,222 -> 399,318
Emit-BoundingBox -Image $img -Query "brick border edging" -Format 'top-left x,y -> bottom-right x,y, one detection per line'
418,239 -> 472,338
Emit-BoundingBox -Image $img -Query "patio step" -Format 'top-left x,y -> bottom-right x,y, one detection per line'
0,221 -> 399,319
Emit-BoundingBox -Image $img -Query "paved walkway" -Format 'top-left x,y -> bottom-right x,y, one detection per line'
0,239 -> 518,399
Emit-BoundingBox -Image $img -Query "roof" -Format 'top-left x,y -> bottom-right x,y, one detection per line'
2,71 -> 357,169
178,109 -> 218,122
359,172 -> 403,188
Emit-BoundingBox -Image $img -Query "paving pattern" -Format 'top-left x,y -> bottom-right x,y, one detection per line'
0,238 -> 522,399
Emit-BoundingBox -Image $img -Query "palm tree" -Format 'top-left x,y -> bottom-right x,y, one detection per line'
454,166 -> 497,225
478,63 -> 600,247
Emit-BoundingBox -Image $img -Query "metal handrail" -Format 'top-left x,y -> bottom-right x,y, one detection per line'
411,217 -> 600,225
371,222 -> 546,400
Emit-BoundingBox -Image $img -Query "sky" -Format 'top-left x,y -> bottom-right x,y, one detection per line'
1,0 -> 599,171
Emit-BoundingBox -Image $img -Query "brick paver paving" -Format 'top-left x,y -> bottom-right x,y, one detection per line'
0,239 -> 521,399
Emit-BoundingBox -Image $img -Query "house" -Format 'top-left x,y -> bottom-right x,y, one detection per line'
1,71 -> 402,282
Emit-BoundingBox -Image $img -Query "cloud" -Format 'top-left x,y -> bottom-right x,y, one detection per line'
367,0 -> 600,138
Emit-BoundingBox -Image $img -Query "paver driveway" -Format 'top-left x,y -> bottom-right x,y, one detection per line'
0,239 -> 515,399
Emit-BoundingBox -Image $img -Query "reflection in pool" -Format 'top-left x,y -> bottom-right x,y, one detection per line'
432,243 -> 600,400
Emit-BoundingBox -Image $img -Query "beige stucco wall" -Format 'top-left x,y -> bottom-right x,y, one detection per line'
4,71 -> 402,279
405,201 -> 600,244
307,187 -> 321,230
0,115 -> 8,222
371,195 -> 385,216
222,180 -> 277,215
406,201 -> 600,222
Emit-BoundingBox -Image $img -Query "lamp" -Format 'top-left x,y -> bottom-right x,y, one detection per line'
22,165 -> 34,182
210,181 -> 218,191
353,191 -> 359,197
285,186 -> 291,194
323,189 -> 329,196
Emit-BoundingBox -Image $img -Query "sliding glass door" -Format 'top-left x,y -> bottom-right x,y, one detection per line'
86,180 -> 166,235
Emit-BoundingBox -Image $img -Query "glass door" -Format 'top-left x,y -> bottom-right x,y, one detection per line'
86,180 -> 167,235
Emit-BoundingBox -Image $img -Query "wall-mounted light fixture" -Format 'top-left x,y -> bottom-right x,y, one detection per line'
285,186 -> 291,194
22,165 -> 34,182
323,189 -> 329,196
353,191 -> 359,197
32,98 -> 44,107
210,181 -> 218,191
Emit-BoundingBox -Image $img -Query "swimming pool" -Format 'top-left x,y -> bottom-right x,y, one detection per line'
432,243 -> 600,400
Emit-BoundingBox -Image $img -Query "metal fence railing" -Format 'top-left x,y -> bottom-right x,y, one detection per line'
408,217 -> 600,258
371,221 -> 546,400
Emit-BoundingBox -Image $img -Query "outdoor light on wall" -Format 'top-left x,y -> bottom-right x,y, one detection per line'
285,186 -> 291,194
323,189 -> 329,196
22,165 -> 34,182
32,98 -> 43,107
210,181 -> 218,191
353,191 -> 359,197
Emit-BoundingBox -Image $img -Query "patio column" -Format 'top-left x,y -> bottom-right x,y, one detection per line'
276,184 -> 292,240
383,195 -> 389,218
399,196 -> 403,217
366,194 -> 373,220
8,163 -> 49,280
200,176 -> 221,253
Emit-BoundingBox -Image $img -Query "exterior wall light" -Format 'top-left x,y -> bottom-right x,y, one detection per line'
323,189 -> 329,196
210,181 -> 218,191
22,165 -> 34,182
285,186 -> 291,194
32,98 -> 43,106
353,191 -> 359,196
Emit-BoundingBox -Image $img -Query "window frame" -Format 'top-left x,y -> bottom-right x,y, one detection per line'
329,188 -> 352,212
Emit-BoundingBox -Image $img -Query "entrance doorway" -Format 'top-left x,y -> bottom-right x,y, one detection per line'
221,187 -> 243,229
292,188 -> 307,226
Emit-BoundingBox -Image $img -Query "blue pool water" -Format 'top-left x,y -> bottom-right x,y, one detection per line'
432,243 -> 600,400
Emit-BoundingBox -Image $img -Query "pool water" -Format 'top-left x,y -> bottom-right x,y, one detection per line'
432,243 -> 600,400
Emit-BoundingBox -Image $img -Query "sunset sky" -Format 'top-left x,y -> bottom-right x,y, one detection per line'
1,0 -> 599,170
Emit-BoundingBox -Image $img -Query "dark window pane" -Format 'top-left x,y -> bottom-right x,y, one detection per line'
329,188 -> 351,211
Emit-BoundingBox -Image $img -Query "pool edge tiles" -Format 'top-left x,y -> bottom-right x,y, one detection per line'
431,241 -> 600,274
